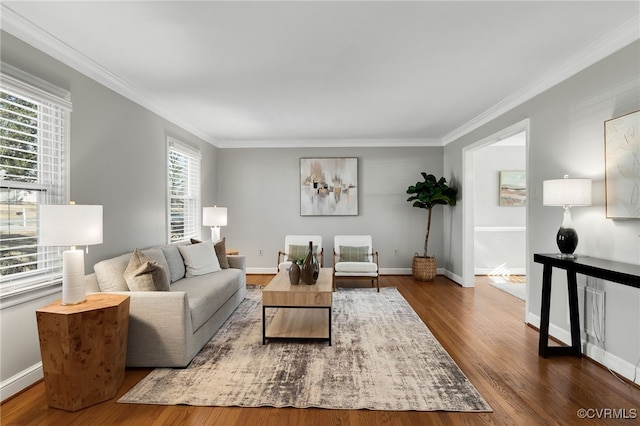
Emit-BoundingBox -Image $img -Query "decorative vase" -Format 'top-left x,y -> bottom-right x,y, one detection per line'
288,261 -> 300,285
300,241 -> 319,285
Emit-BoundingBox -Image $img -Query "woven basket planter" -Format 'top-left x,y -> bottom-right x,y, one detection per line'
412,255 -> 436,281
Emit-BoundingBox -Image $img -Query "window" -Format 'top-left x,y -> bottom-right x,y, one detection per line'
0,64 -> 71,296
167,137 -> 201,243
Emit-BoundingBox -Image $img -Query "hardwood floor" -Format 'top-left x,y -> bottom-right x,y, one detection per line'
2,275 -> 638,425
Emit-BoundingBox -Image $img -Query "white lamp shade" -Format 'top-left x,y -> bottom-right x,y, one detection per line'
39,204 -> 103,246
203,206 -> 227,227
543,178 -> 592,206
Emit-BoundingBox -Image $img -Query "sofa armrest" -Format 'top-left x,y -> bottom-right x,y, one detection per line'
85,273 -> 100,293
107,290 -> 193,367
227,255 -> 246,273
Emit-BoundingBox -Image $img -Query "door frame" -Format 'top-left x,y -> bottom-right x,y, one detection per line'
461,118 -> 530,299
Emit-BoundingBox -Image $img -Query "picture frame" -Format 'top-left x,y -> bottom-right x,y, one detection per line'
300,157 -> 358,216
605,110 -> 640,219
499,170 -> 526,206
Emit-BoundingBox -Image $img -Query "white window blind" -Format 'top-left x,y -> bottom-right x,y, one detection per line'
0,64 -> 71,296
167,138 -> 201,243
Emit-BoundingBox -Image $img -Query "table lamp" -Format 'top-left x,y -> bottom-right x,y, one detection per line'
39,203 -> 103,305
543,175 -> 592,258
203,206 -> 227,241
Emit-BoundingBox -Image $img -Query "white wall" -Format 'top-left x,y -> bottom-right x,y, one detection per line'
444,41 -> 640,382
473,145 -> 526,274
217,146 -> 445,273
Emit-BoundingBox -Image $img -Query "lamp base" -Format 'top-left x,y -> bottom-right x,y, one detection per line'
62,249 -> 87,305
556,226 -> 578,258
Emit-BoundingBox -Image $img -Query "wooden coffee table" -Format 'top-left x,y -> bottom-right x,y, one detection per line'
262,267 -> 333,345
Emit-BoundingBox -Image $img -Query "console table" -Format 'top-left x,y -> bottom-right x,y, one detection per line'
534,253 -> 640,358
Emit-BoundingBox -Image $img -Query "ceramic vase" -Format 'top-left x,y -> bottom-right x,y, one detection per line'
300,241 -> 319,285
288,261 -> 300,285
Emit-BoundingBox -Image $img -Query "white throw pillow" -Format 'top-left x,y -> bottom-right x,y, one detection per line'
178,240 -> 221,277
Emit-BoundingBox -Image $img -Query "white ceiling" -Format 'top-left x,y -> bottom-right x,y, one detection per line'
2,1 -> 639,148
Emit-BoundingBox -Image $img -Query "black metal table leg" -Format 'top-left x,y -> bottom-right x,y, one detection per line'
566,269 -> 582,357
538,264 -> 553,357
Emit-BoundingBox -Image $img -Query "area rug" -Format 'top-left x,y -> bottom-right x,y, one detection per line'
488,281 -> 526,301
118,287 -> 492,412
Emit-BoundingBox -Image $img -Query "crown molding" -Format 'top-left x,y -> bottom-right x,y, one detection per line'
215,137 -> 443,149
1,5 -> 215,145
4,4 -> 637,150
442,15 -> 640,146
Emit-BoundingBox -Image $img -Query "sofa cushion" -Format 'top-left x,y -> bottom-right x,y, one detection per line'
124,249 -> 170,291
160,244 -> 186,282
170,268 -> 245,331
339,245 -> 369,262
178,240 -> 221,277
334,261 -> 378,273
94,253 -> 131,292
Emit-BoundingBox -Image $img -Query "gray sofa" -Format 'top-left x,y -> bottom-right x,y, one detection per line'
84,242 -> 246,368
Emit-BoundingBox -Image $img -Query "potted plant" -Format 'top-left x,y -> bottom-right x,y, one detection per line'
406,173 -> 458,281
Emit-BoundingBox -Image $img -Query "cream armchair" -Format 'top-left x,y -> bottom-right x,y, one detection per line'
277,235 -> 324,272
333,235 -> 379,292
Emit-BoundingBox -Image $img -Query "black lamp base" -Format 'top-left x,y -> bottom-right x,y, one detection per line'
556,226 -> 578,258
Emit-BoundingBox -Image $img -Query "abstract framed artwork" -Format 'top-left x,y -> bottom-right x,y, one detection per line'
300,157 -> 358,216
605,110 -> 640,219
499,170 -> 526,206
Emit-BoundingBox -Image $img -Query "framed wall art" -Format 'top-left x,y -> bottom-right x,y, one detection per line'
499,170 -> 526,206
300,157 -> 358,216
605,110 -> 640,219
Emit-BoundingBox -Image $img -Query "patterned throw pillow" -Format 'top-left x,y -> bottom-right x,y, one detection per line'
339,245 -> 369,262
124,249 -> 170,291
288,244 -> 318,262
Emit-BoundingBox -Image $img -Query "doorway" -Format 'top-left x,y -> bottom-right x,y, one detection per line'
462,119 -> 529,305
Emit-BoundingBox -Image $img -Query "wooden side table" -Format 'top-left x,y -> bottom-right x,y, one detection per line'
36,293 -> 130,411
225,249 -> 239,255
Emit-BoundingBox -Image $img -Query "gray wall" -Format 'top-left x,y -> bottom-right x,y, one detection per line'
444,41 -> 640,380
2,29 -> 639,398
217,146 -> 444,273
0,32 -> 218,399
1,33 -> 446,399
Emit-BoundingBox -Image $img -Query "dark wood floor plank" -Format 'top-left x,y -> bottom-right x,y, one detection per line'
2,274 -> 638,425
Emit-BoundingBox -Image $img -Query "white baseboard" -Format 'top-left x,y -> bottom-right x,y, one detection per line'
248,267 -> 464,282
246,267 -> 278,274
379,268 -> 412,275
247,267 -> 415,275
443,269 -> 465,286
584,344 -> 640,385
526,313 -> 639,385
0,362 -> 42,403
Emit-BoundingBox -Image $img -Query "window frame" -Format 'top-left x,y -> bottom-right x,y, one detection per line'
0,63 -> 71,300
167,137 -> 201,244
